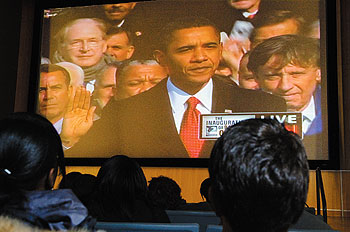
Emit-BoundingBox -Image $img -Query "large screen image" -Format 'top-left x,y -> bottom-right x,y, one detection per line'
37,0 -> 328,161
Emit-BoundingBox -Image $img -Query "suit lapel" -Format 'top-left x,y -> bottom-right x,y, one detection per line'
141,79 -> 189,157
212,77 -> 230,112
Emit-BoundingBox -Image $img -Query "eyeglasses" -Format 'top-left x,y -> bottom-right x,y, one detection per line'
66,39 -> 104,50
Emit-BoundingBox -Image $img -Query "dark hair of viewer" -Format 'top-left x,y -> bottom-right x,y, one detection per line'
200,178 -> 211,201
148,176 -> 186,210
0,113 -> 65,209
91,155 -> 156,221
209,119 -> 309,232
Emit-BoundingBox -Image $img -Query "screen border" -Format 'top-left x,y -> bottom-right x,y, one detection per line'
28,0 -> 341,170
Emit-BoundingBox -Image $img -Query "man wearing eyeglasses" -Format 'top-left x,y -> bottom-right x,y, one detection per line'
53,18 -> 114,87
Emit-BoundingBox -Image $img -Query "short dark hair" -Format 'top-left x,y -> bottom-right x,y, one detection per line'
248,34 -> 320,75
148,176 -> 186,210
209,119 -> 309,232
106,26 -> 133,45
40,64 -> 71,87
0,113 -> 65,209
156,17 -> 220,52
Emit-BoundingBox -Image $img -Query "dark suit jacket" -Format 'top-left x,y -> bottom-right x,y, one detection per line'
67,77 -> 286,158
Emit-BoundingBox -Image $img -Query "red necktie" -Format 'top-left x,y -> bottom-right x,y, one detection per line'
180,97 -> 205,158
247,14 -> 255,19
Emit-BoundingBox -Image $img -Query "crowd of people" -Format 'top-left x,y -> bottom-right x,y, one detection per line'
37,0 -> 324,160
0,112 -> 333,231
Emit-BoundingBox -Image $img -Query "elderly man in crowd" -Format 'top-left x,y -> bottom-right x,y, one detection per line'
113,59 -> 167,100
53,18 -> 113,89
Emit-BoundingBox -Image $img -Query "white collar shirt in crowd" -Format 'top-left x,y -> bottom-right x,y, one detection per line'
53,117 -> 64,134
301,96 -> 316,135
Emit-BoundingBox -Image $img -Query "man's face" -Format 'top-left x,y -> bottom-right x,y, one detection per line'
103,3 -> 136,21
39,71 -> 70,124
238,54 -> 259,90
256,55 -> 320,111
61,21 -> 106,68
106,32 -> 134,61
95,66 -> 117,108
227,0 -> 261,12
157,26 -> 222,94
252,19 -> 299,48
116,64 -> 167,100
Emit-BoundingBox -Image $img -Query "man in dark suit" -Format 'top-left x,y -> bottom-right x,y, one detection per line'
66,17 -> 286,158
248,34 -> 323,159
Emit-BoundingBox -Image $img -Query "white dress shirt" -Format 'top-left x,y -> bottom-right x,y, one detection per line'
53,117 -> 64,134
302,96 -> 316,135
167,78 -> 213,133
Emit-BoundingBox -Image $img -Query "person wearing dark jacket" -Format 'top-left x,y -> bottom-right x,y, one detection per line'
0,113 -> 95,230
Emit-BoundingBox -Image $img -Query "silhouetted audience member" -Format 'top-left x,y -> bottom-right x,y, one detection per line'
59,172 -> 96,207
87,155 -> 169,223
0,113 -> 94,230
200,178 -> 211,202
209,119 -> 309,232
148,176 -> 186,210
178,178 -> 213,211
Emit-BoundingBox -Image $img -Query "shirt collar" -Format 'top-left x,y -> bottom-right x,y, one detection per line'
117,19 -> 125,27
242,10 -> 258,18
53,118 -> 64,134
167,77 -> 213,113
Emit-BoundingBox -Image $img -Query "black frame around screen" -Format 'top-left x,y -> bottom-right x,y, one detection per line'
27,0 -> 340,169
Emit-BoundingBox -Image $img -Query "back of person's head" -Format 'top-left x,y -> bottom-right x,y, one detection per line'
95,155 -> 148,219
59,172 -> 96,206
0,113 -> 65,208
200,178 -> 211,201
148,176 -> 186,210
209,119 -> 309,232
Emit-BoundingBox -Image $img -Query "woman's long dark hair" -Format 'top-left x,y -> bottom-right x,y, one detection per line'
94,155 -> 148,221
0,113 -> 65,209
